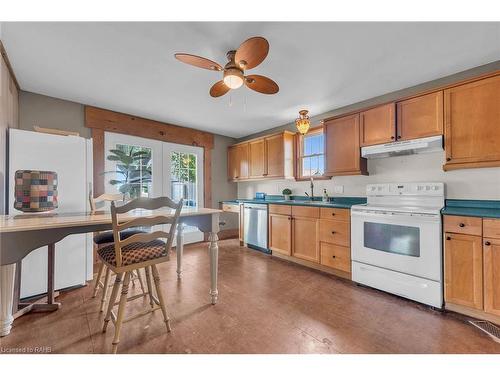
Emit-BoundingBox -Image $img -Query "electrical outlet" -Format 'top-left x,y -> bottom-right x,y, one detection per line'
334,185 -> 344,194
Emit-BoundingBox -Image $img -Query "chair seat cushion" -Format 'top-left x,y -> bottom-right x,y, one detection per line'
97,239 -> 167,267
93,229 -> 145,245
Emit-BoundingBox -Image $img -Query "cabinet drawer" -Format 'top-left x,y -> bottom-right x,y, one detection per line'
320,243 -> 351,273
319,219 -> 350,246
221,203 -> 240,214
269,204 -> 291,215
444,215 -> 482,236
320,207 -> 350,221
483,219 -> 500,239
292,205 -> 320,218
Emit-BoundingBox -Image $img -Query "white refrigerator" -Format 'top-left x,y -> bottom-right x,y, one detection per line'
8,128 -> 93,298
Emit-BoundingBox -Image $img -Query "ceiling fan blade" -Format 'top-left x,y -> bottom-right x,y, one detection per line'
245,75 -> 279,95
174,53 -> 222,71
235,37 -> 269,70
210,80 -> 231,97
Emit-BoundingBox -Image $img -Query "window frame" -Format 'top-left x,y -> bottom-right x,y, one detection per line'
295,125 -> 331,181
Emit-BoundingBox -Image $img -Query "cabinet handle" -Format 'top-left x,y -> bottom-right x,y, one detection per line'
331,231 -> 336,235
391,136 -> 395,140
446,236 -> 451,240
446,157 -> 451,161
459,223 -> 465,227
331,213 -> 335,216
485,241 -> 491,246
332,255 -> 336,259
397,135 -> 401,139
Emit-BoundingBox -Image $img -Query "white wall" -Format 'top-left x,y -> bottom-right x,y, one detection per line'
238,151 -> 500,200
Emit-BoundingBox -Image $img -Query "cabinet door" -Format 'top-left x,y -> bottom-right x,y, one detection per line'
359,103 -> 396,146
484,238 -> 500,316
396,91 -> 443,141
265,134 -> 284,178
444,233 -> 483,310
237,143 -> 249,179
227,146 -> 238,181
444,74 -> 500,168
292,216 -> 319,263
249,139 -> 266,178
324,114 -> 367,176
269,213 -> 292,255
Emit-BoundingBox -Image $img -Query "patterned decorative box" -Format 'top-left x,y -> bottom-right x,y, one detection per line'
14,170 -> 58,212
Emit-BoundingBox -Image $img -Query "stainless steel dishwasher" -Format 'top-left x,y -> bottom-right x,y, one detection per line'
243,203 -> 269,253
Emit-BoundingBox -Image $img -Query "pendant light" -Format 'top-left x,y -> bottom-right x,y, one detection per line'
295,110 -> 311,135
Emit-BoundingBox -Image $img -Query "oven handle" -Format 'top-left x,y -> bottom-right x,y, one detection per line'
351,210 -> 440,222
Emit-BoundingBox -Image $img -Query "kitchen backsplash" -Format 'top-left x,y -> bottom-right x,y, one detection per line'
237,152 -> 500,200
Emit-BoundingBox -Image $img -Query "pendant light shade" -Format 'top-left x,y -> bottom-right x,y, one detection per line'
295,110 -> 311,135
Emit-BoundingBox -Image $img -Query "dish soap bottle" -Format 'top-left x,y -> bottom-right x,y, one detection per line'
322,188 -> 329,203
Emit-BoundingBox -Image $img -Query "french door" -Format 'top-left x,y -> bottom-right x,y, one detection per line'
104,132 -> 204,244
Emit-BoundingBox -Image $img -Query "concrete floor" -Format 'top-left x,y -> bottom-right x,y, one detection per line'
1,239 -> 499,354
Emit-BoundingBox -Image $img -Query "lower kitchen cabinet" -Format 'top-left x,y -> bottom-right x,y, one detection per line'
292,215 -> 319,263
269,213 -> 292,256
483,237 -> 500,316
443,215 -> 500,323
444,232 -> 484,310
268,204 -> 352,279
320,242 -> 351,273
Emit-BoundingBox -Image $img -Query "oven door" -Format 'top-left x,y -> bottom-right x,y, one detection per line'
351,210 -> 442,281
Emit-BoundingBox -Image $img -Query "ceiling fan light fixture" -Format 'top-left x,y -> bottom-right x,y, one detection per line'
296,110 -> 311,135
223,68 -> 244,89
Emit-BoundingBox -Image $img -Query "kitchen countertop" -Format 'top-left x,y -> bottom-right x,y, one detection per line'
221,196 -> 366,209
441,199 -> 500,218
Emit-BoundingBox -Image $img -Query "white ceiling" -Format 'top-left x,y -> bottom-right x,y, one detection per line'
3,22 -> 500,138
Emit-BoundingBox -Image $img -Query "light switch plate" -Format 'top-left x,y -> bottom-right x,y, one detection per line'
334,185 -> 344,194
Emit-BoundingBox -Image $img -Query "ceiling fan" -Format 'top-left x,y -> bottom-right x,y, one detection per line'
174,36 -> 279,98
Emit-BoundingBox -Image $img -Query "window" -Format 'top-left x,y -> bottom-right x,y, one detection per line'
170,152 -> 198,207
113,144 -> 152,198
297,127 -> 325,178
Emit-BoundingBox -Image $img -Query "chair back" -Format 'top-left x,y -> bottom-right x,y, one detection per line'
110,197 -> 183,267
89,193 -> 123,213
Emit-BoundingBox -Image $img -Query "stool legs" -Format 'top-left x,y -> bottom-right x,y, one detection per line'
103,272 -> 122,333
99,267 -> 111,312
151,264 -> 171,332
111,271 -> 131,354
92,262 -> 105,298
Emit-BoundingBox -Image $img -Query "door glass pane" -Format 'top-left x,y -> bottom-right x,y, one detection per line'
363,222 -> 420,257
171,152 -> 197,207
108,144 -> 152,199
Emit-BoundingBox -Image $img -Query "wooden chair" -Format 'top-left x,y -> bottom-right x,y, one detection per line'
90,193 -> 146,311
99,196 -> 183,354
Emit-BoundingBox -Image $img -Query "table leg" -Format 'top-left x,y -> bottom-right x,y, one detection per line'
47,243 -> 55,304
0,263 -> 16,336
208,232 -> 219,305
176,224 -> 184,279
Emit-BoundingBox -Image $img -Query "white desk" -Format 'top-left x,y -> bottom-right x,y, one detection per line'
0,207 -> 221,337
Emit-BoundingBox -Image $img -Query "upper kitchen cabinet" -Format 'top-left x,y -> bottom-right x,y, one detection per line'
443,74 -> 500,171
227,143 -> 249,181
248,138 -> 265,178
359,103 -> 396,146
324,114 -> 368,176
227,131 -> 294,181
396,91 -> 443,141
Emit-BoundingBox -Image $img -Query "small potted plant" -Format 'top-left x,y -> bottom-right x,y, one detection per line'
282,188 -> 292,201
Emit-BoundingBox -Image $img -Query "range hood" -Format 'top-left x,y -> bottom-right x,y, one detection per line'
361,135 -> 443,159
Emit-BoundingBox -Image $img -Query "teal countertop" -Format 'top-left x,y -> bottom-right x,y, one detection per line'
221,196 -> 366,209
441,199 -> 500,218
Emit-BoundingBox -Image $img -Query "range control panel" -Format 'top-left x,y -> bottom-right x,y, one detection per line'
366,183 -> 444,196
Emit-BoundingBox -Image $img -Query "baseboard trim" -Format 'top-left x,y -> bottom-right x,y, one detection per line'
445,302 -> 500,325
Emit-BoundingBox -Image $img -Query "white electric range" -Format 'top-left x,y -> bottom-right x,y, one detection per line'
350,182 -> 445,308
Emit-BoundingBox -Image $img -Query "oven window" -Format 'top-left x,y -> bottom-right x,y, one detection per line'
363,222 -> 420,257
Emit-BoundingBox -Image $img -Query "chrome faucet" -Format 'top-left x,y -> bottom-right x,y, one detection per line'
304,176 -> 314,200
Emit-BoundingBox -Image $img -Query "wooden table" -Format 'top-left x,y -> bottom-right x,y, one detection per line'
0,207 -> 221,337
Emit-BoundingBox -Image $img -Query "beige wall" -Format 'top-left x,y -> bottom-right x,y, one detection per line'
18,91 -> 239,228
237,60 -> 500,201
